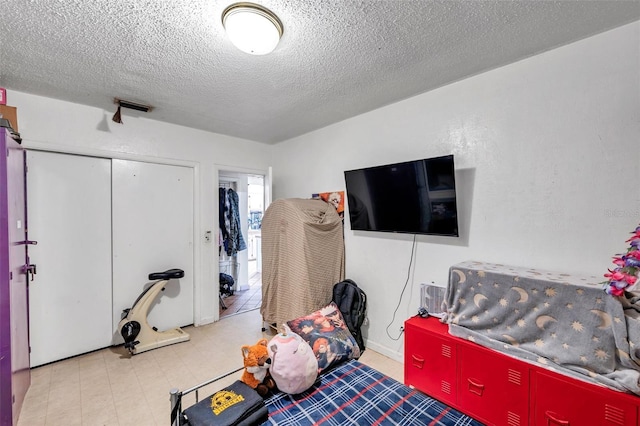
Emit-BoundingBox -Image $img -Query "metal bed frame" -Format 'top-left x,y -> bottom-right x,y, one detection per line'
169,366 -> 243,426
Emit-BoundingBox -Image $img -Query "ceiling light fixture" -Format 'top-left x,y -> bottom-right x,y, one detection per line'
222,2 -> 283,55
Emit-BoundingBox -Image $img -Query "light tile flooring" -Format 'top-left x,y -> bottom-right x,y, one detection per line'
18,308 -> 403,426
219,273 -> 262,319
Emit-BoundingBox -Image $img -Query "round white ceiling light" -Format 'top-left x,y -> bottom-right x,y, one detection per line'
222,3 -> 283,55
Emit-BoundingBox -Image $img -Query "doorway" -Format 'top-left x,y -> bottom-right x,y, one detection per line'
219,173 -> 265,319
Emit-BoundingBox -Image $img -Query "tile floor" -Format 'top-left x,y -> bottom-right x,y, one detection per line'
219,273 -> 262,320
17,308 -> 403,426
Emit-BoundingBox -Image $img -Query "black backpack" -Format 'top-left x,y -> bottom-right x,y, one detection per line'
219,273 -> 235,296
332,279 -> 367,352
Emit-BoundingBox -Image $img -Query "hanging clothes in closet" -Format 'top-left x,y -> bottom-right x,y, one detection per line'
219,187 -> 247,256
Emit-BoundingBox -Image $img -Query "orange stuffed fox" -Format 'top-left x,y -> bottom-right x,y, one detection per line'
240,338 -> 276,397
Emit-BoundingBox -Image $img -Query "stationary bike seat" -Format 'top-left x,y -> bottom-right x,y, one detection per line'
148,268 -> 184,281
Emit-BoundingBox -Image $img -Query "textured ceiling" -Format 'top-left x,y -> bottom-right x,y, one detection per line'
1,1 -> 639,144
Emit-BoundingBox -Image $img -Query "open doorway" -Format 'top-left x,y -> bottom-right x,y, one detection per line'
219,173 -> 264,319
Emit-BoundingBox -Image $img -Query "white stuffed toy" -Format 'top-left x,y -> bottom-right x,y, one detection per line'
268,325 -> 318,394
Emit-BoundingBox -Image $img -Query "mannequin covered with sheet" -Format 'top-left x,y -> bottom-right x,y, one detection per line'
260,198 -> 345,328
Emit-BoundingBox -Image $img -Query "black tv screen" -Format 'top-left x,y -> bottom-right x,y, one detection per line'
344,155 -> 459,236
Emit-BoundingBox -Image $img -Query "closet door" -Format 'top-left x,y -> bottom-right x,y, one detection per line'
27,151 -> 112,366
112,160 -> 194,338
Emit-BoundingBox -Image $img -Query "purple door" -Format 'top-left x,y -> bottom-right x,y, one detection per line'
0,129 -> 30,425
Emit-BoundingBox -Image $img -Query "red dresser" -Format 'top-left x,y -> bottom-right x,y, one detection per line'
404,316 -> 640,426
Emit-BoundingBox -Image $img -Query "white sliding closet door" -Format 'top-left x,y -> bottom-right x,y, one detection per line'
112,160 -> 194,338
27,151 -> 112,367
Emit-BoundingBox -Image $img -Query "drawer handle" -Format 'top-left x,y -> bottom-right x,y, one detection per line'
411,355 -> 425,369
467,378 -> 485,396
545,411 -> 569,426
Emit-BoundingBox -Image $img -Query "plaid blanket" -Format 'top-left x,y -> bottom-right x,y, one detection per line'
263,360 -> 482,425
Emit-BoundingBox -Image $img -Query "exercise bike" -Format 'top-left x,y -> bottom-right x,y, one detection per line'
119,268 -> 190,355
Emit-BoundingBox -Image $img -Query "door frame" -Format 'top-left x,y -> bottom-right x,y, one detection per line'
214,164 -> 272,322
24,141 -> 202,325
0,131 -> 30,425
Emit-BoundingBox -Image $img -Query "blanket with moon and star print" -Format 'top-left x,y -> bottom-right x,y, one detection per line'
443,260 -> 640,395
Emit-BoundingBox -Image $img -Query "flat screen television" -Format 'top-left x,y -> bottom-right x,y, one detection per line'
344,155 -> 459,236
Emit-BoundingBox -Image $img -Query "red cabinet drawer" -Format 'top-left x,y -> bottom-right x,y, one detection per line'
404,318 -> 457,405
458,344 -> 529,426
403,317 -> 640,426
533,370 -> 637,426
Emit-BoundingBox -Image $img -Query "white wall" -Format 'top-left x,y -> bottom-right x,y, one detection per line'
10,90 -> 272,325
271,22 -> 640,361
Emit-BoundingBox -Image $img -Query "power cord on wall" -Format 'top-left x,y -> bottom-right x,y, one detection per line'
385,234 -> 417,341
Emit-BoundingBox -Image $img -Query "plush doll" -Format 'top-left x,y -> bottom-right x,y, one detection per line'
240,338 -> 277,397
268,326 -> 318,394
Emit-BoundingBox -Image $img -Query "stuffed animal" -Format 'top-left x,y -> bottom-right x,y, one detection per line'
268,326 -> 318,394
240,338 -> 276,397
